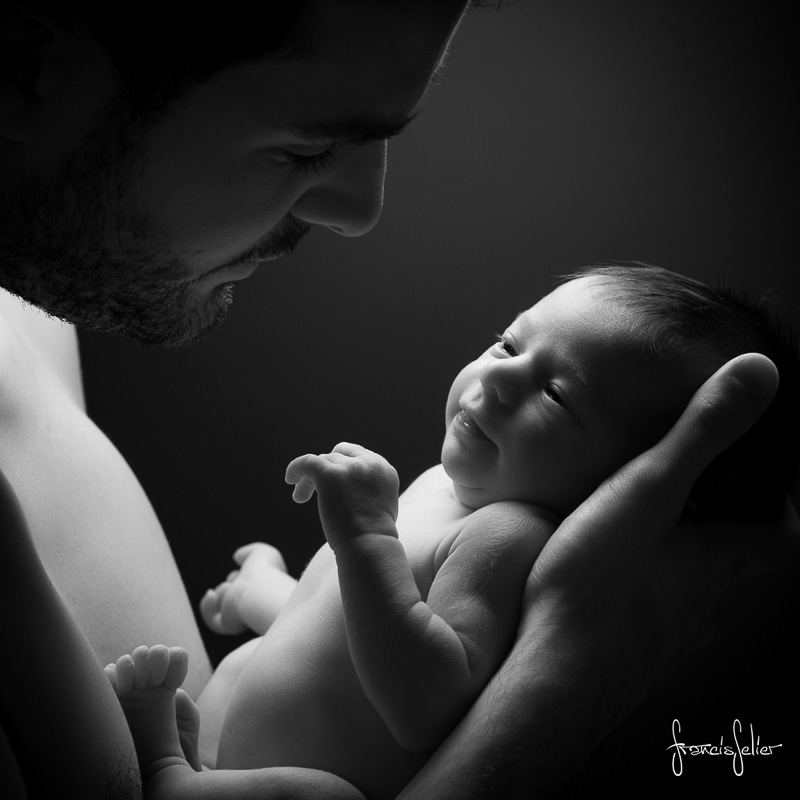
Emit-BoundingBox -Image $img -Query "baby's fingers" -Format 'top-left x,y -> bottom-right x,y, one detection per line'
292,478 -> 317,504
331,441 -> 368,457
286,454 -> 324,503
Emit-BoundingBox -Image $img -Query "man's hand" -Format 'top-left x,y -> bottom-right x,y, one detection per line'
523,353 -> 799,692
285,442 -> 400,550
399,353 -> 800,800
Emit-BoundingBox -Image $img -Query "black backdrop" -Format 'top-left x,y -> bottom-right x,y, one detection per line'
80,3 -> 797,795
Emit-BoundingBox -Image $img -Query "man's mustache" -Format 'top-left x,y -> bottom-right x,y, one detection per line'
246,216 -> 312,263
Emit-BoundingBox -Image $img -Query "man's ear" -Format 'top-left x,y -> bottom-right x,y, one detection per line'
1,3 -> 62,141
0,3 -> 115,144
679,494 -> 698,523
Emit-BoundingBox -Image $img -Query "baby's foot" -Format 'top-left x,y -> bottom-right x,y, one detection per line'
105,645 -> 198,776
175,688 -> 202,772
200,542 -> 293,635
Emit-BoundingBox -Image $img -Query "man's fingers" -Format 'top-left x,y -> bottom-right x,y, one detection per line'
645,353 -> 778,496
567,354 -> 780,535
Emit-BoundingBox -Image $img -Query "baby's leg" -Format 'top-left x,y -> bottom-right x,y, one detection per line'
197,636 -> 263,769
106,646 -> 368,800
105,645 -> 200,780
200,542 -> 297,635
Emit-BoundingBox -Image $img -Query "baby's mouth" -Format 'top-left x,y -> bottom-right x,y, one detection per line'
455,408 -> 491,441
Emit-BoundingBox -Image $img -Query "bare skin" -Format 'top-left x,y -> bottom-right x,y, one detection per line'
0,465 -> 141,799
0,290 -> 214,697
0,3 -> 468,795
106,645 -> 366,800
1,4 -> 797,799
399,355 -> 800,799
1,338 -> 796,798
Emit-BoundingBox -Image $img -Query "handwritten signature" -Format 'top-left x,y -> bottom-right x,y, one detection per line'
667,718 -> 782,776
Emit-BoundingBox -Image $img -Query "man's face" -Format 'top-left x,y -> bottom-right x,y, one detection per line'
0,1 -> 467,346
441,277 -> 693,516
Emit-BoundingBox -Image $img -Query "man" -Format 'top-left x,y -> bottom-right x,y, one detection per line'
1,2 -> 797,798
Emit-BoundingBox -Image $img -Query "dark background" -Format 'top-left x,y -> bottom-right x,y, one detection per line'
80,3 -> 797,795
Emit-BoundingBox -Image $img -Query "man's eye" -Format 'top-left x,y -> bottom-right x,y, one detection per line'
285,147 -> 337,175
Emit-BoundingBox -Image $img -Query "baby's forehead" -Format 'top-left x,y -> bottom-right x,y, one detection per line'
513,280 -> 690,389
515,277 -> 638,337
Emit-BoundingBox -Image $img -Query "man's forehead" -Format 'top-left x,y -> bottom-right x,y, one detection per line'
244,2 -> 465,132
287,112 -> 420,145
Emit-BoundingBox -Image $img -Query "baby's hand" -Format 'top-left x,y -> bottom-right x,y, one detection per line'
285,442 -> 400,549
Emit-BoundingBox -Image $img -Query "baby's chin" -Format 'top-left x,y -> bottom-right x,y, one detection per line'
443,466 -> 566,521
439,461 -> 490,510
445,476 -> 521,513
449,481 -> 489,511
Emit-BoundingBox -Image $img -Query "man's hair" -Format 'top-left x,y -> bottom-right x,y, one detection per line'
50,1 -> 497,118
560,262 -> 799,521
49,3 -> 313,116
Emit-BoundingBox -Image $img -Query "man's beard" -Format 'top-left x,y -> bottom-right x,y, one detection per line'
0,94 -> 309,348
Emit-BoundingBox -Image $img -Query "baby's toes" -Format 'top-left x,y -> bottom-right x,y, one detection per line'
200,587 -> 225,630
236,542 -> 287,572
107,653 -> 135,696
163,647 -> 190,691
131,644 -> 162,690
144,644 -> 171,687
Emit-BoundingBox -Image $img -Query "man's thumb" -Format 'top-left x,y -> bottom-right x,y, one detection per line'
653,353 -> 779,493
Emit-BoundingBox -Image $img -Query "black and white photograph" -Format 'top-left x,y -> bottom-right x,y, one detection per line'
1,2 -> 797,798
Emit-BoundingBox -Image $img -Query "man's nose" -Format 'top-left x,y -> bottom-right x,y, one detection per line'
290,140 -> 387,237
479,357 -> 529,407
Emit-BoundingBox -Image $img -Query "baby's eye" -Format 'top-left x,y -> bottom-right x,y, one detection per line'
544,384 -> 566,408
494,333 -> 518,356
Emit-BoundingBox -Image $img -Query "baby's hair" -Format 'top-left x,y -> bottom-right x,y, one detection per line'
559,262 -> 799,521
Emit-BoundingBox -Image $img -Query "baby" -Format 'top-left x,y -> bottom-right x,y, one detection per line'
106,264 -> 799,800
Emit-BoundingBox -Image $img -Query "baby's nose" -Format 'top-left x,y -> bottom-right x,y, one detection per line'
479,358 -> 526,406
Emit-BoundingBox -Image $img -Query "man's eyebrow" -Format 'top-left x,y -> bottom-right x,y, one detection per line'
291,111 -> 420,145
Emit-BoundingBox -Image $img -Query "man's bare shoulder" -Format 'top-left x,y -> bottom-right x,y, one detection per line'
0,292 -> 85,426
0,307 -> 39,428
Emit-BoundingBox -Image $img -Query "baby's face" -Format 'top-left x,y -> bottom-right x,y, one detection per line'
442,276 -> 690,515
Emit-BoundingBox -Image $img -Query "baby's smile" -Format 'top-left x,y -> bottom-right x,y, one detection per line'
453,407 -> 494,446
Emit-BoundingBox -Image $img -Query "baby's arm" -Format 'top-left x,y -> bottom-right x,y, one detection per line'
286,443 -> 556,751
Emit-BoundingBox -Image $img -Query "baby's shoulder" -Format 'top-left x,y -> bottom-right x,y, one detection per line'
400,463 -> 451,502
434,501 -> 559,580
469,499 -> 559,525
459,500 -> 560,547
